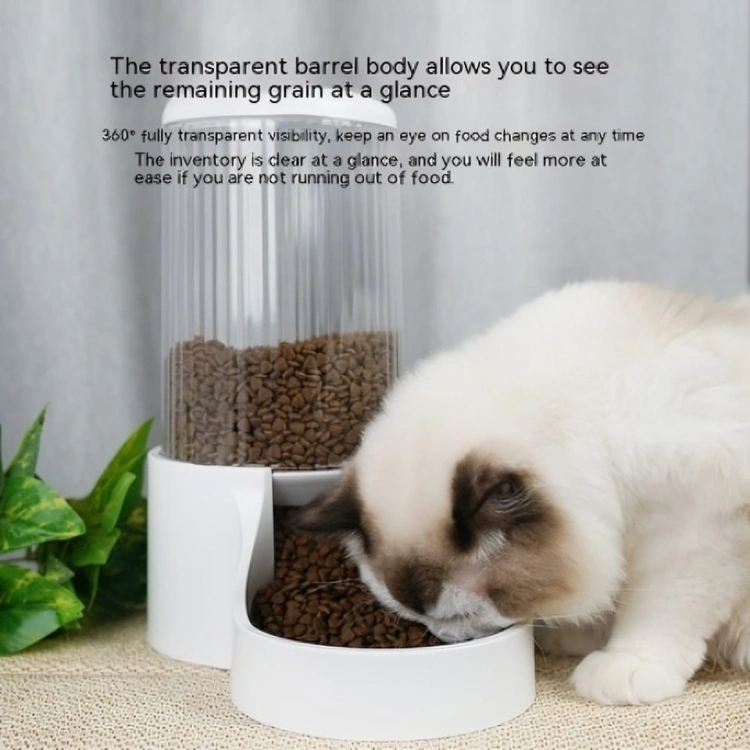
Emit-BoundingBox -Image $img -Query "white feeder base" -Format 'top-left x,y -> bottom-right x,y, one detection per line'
146,448 -> 536,741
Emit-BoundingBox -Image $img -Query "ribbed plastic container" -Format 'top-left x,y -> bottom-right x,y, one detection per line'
160,92 -> 403,470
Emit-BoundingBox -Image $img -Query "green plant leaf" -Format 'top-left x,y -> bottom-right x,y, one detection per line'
0,562 -> 84,655
119,446 -> 148,527
80,419 -> 152,524
98,472 -> 135,534
63,419 -> 152,614
69,529 -> 120,568
89,497 -> 147,621
0,423 -> 5,497
66,472 -> 133,567
72,471 -> 134,535
43,555 -> 75,585
0,476 -> 85,553
6,408 -> 47,478
74,565 -> 102,611
107,420 -> 152,529
67,418 -> 151,541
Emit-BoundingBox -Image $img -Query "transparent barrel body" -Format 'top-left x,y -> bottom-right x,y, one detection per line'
161,115 -> 403,469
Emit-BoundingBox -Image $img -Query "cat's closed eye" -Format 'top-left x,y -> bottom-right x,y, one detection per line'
482,475 -> 526,512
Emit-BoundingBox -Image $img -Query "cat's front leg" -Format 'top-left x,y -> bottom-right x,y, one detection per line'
571,524 -> 743,706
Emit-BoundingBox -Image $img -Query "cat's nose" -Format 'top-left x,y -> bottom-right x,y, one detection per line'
386,561 -> 443,615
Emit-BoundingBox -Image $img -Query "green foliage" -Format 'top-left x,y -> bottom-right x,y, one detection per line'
88,496 -> 147,621
6,408 -> 47,478
0,475 -> 86,553
0,563 -> 84,655
0,412 -> 152,655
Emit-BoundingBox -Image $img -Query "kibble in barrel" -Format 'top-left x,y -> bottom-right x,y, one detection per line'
165,331 -> 397,469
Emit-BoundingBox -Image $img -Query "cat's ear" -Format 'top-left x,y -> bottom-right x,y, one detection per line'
291,471 -> 362,536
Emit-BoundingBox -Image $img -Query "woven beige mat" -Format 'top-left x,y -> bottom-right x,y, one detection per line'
1,614 -> 748,750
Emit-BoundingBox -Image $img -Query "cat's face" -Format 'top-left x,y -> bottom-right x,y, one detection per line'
294,449 -> 579,642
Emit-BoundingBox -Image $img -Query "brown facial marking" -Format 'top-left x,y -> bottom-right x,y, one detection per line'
451,452 -> 574,619
290,470 -> 376,555
451,455 -> 543,551
384,559 -> 445,615
485,537 -> 574,619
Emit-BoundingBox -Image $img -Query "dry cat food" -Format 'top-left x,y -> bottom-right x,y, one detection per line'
165,331 -> 396,469
249,508 -> 444,648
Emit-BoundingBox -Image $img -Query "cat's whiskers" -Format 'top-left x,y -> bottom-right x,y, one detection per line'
292,579 -> 361,597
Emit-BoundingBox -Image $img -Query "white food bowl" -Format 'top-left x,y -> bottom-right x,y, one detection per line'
147,450 -> 536,742
229,472 -> 536,741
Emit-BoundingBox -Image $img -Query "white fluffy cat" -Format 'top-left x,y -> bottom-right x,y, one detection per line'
294,280 -> 750,705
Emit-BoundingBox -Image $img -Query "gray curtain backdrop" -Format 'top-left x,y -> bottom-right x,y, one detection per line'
0,0 -> 748,495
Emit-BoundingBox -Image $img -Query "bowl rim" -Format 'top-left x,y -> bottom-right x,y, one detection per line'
235,611 -> 528,657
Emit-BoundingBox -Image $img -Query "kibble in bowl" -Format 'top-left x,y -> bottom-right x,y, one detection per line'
249,508 -> 443,648
231,502 -> 537,741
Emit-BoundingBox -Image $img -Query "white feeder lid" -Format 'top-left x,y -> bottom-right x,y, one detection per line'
161,86 -> 397,128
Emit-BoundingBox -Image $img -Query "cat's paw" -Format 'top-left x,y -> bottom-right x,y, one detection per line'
571,649 -> 687,705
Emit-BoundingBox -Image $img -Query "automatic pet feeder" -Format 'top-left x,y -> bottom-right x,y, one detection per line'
146,90 -> 535,741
